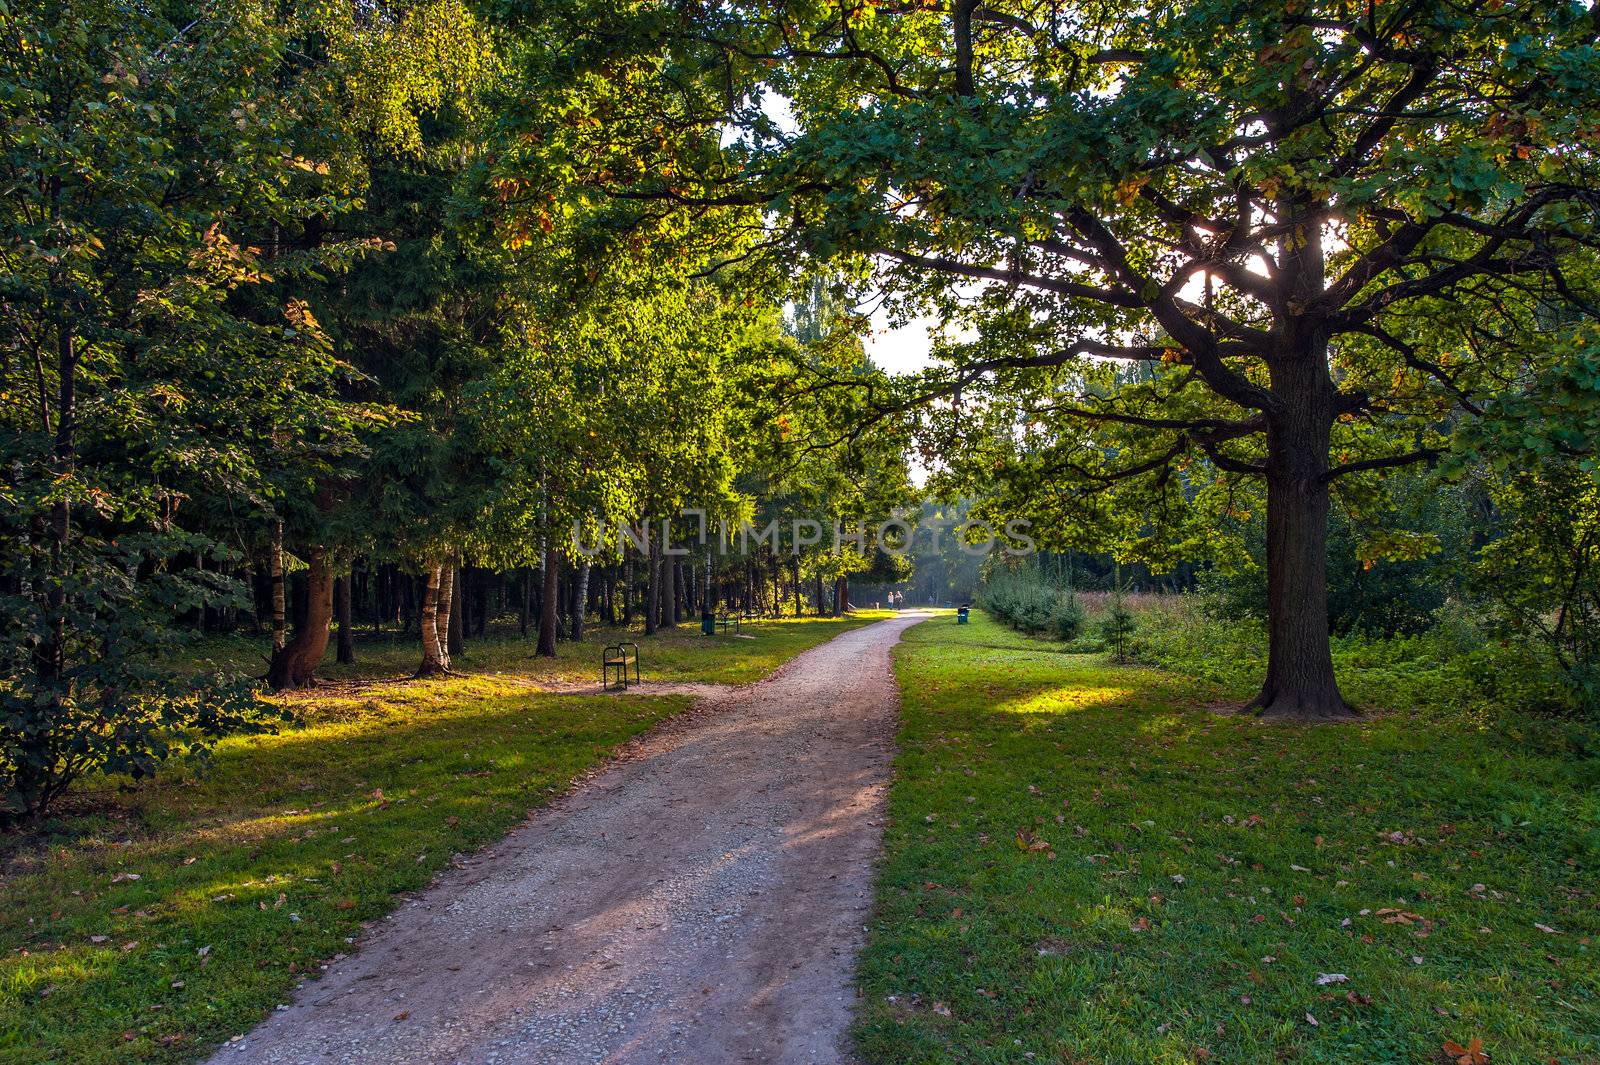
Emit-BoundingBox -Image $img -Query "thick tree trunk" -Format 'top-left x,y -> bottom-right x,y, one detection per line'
538,544 -> 560,657
335,572 -> 355,665
416,561 -> 448,677
1248,350 -> 1355,720
269,547 -> 333,689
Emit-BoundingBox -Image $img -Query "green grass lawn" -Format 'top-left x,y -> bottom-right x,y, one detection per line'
856,611 -> 1600,1065
0,611 -> 883,1064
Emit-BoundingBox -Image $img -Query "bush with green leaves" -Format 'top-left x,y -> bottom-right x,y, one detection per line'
1474,461 -> 1599,714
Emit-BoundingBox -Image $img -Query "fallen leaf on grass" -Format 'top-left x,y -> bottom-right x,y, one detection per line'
1441,1037 -> 1489,1065
1377,908 -> 1425,925
1015,829 -> 1051,852
1534,923 -> 1562,935
1314,973 -> 1348,985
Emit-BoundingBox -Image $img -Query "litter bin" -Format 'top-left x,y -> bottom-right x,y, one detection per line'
701,611 -> 716,636
957,606 -> 970,624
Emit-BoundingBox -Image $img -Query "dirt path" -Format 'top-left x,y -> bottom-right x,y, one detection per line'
211,612 -> 929,1065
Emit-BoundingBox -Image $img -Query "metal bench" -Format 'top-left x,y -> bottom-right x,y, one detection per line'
602,642 -> 640,690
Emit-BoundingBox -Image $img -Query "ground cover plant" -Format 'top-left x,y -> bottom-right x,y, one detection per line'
0,613 -> 876,1064
855,611 -> 1600,1064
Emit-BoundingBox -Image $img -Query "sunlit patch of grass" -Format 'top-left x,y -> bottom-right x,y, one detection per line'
999,681 -> 1138,717
856,610 -> 1600,1065
0,613 -> 881,1064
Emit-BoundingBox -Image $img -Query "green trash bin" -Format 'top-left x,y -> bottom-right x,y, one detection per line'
701,612 -> 716,636
957,606 -> 970,624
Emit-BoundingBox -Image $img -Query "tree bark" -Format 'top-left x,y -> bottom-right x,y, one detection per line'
416,561 -> 448,677
446,564 -> 464,657
623,549 -> 634,624
538,544 -> 560,656
644,532 -> 660,635
269,521 -> 286,652
570,562 -> 591,641
1247,344 -> 1355,720
662,549 -> 678,629
335,572 -> 355,665
435,562 -> 455,670
268,546 -> 333,689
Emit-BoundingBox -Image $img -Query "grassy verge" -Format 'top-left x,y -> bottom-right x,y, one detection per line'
0,612 -> 883,1063
856,611 -> 1600,1065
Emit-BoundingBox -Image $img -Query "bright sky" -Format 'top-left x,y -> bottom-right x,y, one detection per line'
862,309 -> 939,377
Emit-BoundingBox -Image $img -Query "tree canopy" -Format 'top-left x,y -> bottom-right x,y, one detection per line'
492,0 -> 1600,717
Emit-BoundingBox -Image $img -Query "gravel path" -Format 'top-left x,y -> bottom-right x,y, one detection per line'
210,612 -> 928,1065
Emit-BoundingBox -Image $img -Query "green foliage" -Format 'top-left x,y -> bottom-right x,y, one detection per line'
1475,461 -> 1600,712
0,0 -> 382,822
1202,470 -> 1482,638
1099,588 -> 1138,664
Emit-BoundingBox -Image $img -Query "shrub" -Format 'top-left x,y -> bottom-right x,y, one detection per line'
1100,591 -> 1138,664
1051,593 -> 1086,641
980,568 -> 1084,642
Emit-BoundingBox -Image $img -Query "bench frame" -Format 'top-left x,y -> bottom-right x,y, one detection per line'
602,642 -> 641,690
